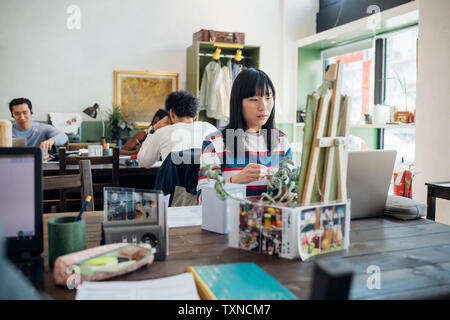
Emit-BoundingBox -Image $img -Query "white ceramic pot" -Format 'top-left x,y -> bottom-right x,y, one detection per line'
373,105 -> 390,125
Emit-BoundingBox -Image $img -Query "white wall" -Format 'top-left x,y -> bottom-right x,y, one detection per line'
415,0 -> 450,224
1,0 -> 315,122
278,0 -> 318,123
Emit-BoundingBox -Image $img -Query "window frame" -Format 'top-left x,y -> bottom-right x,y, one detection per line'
321,39 -> 376,126
319,25 -> 418,150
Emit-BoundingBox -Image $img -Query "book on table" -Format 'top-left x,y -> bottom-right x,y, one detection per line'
186,262 -> 297,300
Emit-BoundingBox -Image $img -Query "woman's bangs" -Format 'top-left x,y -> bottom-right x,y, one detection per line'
242,73 -> 272,98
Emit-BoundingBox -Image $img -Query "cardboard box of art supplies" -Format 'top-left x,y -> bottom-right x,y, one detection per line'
228,200 -> 350,260
53,243 -> 155,287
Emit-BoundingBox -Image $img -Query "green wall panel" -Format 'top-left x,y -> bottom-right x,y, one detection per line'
297,48 -> 322,111
81,121 -> 103,141
81,122 -> 140,142
276,123 -> 293,143
350,127 -> 378,149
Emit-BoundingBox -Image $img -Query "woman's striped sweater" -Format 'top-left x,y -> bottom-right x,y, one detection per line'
198,129 -> 292,197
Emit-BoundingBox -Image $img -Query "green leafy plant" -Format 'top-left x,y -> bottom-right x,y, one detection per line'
201,157 -> 300,205
105,105 -> 134,141
260,157 -> 300,205
202,165 -> 251,204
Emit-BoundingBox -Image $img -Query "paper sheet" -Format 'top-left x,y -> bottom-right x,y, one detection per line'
168,205 -> 202,228
48,113 -> 82,134
75,272 -> 200,300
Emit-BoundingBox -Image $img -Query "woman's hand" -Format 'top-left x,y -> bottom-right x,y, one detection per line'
153,116 -> 172,131
120,131 -> 146,155
231,163 -> 268,184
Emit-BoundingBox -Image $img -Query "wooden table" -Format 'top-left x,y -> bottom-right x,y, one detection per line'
426,182 -> 450,221
42,212 -> 450,300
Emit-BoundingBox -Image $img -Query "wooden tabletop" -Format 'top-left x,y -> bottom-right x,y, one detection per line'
42,212 -> 450,300
426,182 -> 450,190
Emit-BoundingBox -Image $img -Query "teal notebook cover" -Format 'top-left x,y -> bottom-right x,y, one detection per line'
191,262 -> 298,300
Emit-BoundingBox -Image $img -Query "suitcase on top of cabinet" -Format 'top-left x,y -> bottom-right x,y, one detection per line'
193,29 -> 245,44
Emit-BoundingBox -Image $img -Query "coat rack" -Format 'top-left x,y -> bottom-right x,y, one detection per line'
207,47 -> 245,61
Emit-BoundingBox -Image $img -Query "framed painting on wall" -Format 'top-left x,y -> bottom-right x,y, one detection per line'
114,70 -> 179,128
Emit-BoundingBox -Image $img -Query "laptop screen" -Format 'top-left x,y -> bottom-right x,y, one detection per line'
0,154 -> 35,238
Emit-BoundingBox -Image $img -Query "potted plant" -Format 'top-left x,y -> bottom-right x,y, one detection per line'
383,69 -> 414,123
203,157 -> 299,205
105,105 -> 134,142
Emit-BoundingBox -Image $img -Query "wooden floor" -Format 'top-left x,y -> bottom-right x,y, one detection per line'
42,212 -> 450,300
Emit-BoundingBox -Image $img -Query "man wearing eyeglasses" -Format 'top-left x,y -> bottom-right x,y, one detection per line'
9,98 -> 68,149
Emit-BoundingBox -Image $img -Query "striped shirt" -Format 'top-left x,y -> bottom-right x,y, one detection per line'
198,129 -> 292,197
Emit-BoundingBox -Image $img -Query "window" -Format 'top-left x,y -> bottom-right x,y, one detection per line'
384,128 -> 415,165
385,27 -> 418,112
321,27 -> 418,163
383,27 -> 418,166
323,40 -> 375,123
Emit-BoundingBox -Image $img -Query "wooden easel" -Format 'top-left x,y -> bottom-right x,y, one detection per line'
301,61 -> 351,205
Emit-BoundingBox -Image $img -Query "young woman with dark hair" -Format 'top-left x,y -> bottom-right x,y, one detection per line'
120,109 -> 170,155
198,68 -> 292,197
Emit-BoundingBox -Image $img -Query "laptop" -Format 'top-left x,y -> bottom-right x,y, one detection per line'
12,138 -> 27,147
347,150 -> 397,219
0,147 -> 44,291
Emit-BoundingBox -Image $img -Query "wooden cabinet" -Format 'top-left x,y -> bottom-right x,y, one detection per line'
186,41 -> 260,97
186,41 -> 260,123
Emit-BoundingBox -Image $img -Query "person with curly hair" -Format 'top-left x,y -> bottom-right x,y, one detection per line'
137,90 -> 217,168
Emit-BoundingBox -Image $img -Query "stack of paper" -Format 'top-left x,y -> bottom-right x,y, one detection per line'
168,205 -> 202,228
76,272 -> 200,300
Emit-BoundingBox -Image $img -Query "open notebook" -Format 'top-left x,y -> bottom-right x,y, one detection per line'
76,272 -> 200,300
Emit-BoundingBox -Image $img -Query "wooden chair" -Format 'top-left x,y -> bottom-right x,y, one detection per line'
43,159 -> 94,212
58,147 -> 120,211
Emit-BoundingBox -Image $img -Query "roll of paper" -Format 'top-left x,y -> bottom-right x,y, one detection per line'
0,120 -> 12,147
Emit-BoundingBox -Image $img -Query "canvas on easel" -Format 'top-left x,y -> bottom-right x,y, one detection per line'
298,61 -> 351,206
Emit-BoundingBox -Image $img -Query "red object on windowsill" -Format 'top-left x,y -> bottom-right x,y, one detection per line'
393,162 -> 414,198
